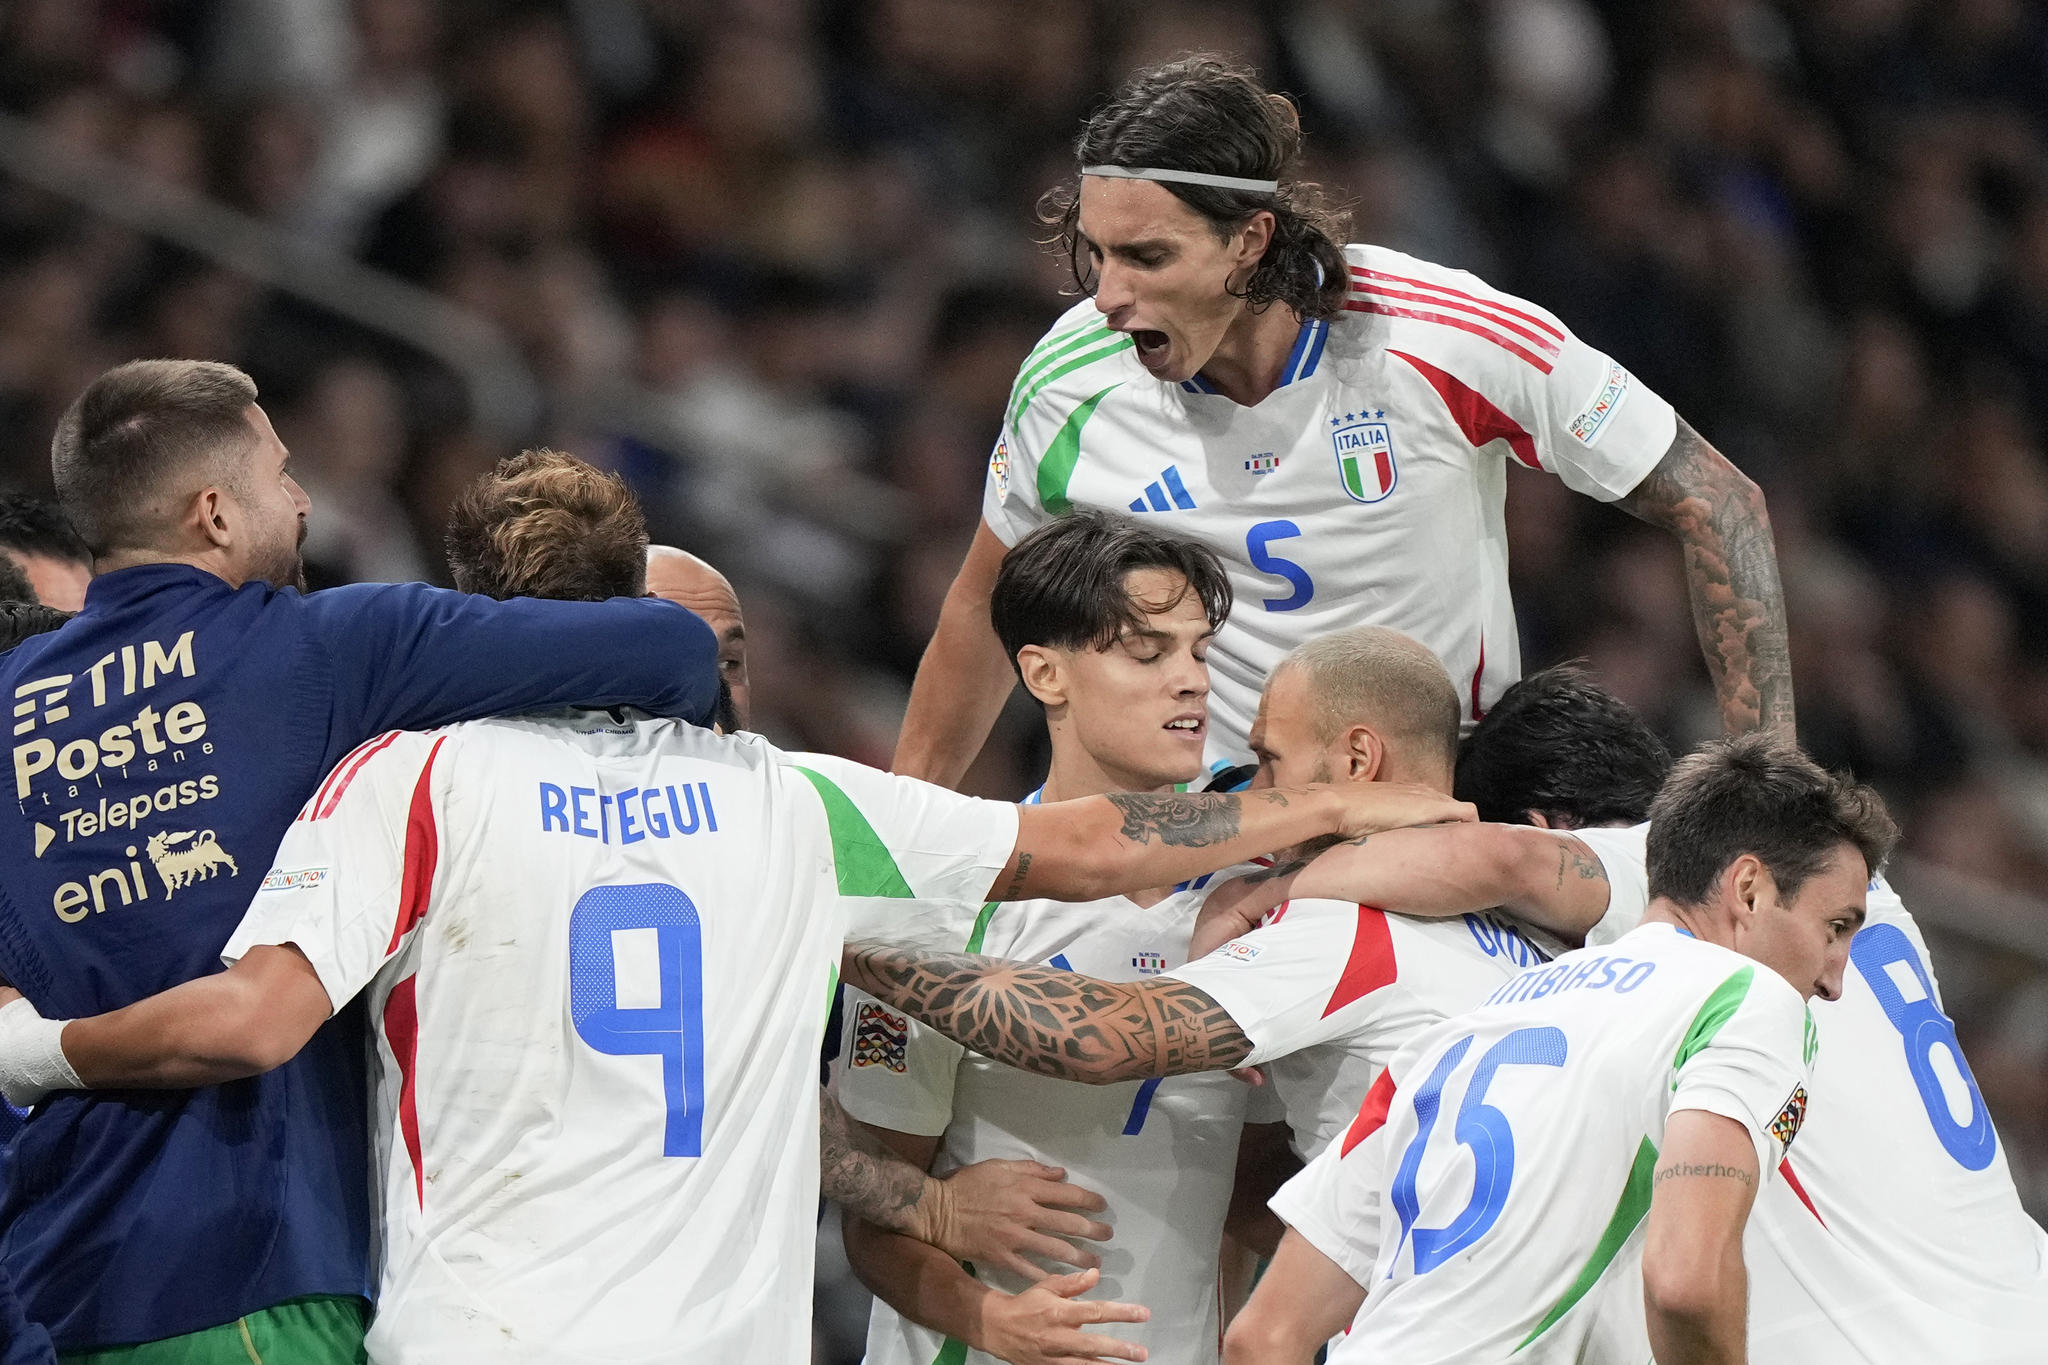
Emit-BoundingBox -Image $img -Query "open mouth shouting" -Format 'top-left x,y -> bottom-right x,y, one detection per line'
1131,329 -> 1173,373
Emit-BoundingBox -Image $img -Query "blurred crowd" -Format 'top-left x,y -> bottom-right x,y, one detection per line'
1,0 -> 2046,1342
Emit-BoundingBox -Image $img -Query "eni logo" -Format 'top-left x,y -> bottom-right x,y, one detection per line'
145,829 -> 239,897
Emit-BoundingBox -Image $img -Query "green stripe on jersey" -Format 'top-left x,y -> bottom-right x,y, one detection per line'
929,1339 -> 968,1365
1672,966 -> 1754,1084
964,901 -> 1000,954
1517,1136 -> 1659,1351
1803,1004 -> 1819,1065
1011,336 -> 1132,431
1007,323 -> 1113,426
792,767 -> 917,898
1039,384 -> 1120,516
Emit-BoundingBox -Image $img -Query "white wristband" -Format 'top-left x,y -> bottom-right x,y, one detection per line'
0,997 -> 81,1109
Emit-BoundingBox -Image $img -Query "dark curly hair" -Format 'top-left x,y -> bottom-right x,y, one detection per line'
1041,56 -> 1351,322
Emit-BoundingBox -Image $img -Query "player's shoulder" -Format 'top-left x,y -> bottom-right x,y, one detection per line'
1005,297 -> 1144,434
1335,243 -> 1572,380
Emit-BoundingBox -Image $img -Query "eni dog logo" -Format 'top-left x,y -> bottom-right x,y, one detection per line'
145,829 -> 239,897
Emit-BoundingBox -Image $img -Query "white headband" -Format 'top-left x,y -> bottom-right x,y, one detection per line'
1082,165 -> 1280,193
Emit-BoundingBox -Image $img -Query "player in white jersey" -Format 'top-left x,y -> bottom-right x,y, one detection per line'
896,55 -> 1794,788
842,626 -> 1545,1183
1229,735 -> 1897,1365
0,471 -> 1469,1365
1220,669 -> 2048,1362
841,513 -> 1256,1365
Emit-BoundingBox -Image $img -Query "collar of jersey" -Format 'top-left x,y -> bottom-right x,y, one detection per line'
1180,317 -> 1329,396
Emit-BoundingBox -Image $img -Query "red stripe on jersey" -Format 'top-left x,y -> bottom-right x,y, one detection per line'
1264,899 -> 1291,928
1470,636 -> 1487,722
1341,1068 -> 1399,1157
1390,350 -> 1545,469
384,974 -> 425,1207
311,731 -> 403,821
1350,280 -> 1562,357
1350,266 -> 1565,342
1345,301 -> 1555,374
1779,1157 -> 1826,1227
385,736 -> 447,955
1323,907 -> 1398,1018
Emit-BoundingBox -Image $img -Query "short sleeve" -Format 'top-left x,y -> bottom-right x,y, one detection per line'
836,986 -> 965,1138
222,728 -> 451,1011
1535,334 -> 1676,502
779,753 -> 1018,949
1574,823 -> 1650,947
1670,965 -> 1813,1177
1269,1076 -> 1394,1288
980,427 -> 1052,549
1166,900 -> 1399,1067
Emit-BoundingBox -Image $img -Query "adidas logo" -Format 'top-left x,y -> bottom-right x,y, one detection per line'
1128,466 -> 1197,512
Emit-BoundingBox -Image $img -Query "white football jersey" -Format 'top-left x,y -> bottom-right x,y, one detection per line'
1276,923 -> 1813,1365
1570,823 -> 2048,1360
840,871 -> 1258,1365
1167,899 -> 1547,1159
221,715 -> 1018,1365
983,244 -> 1678,764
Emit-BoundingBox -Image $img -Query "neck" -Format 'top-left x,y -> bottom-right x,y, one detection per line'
1642,897 -> 1733,948
93,546 -> 240,587
1198,301 -> 1305,406
1039,732 -> 1186,908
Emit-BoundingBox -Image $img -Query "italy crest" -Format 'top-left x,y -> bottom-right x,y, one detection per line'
1331,410 -> 1397,503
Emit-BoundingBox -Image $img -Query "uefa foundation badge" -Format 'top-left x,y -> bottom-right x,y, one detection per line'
1331,410 -> 1397,503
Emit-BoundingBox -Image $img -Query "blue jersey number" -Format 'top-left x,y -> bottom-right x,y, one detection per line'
1391,1026 -> 1568,1273
568,883 -> 708,1157
1247,521 -> 1314,611
1850,922 -> 1995,1171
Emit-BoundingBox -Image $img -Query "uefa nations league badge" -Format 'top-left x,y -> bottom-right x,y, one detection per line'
1331,409 -> 1397,503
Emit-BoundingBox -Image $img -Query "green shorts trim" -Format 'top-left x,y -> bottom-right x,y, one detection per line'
59,1295 -> 368,1365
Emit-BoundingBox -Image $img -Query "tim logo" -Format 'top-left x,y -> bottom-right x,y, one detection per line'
1330,410 -> 1396,503
1131,950 -> 1167,974
145,828 -> 239,897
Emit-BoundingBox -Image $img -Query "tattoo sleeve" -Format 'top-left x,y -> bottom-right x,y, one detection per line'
843,942 -> 1253,1083
1615,416 -> 1794,736
819,1089 -> 927,1233
1103,791 -> 1244,847
1556,835 -> 1609,890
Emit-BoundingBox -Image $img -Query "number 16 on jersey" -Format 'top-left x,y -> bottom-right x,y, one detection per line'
568,883 -> 708,1157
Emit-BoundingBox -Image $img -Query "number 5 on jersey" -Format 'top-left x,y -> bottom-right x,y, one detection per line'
568,883 -> 708,1157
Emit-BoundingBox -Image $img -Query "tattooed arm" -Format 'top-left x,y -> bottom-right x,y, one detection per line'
1617,416 -> 1794,737
841,942 -> 1253,1084
820,1089 -> 932,1235
990,782 -> 1473,903
1642,1109 -> 1759,1365
1190,824 -> 1613,958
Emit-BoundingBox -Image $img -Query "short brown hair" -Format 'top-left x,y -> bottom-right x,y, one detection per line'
1280,627 -> 1461,776
1647,734 -> 1899,906
51,359 -> 259,556
444,449 -> 648,602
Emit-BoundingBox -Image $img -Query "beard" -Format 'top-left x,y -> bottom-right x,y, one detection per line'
251,518 -> 308,592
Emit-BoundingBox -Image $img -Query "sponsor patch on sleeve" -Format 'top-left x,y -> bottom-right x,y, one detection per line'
989,437 -> 1011,504
1218,940 -> 1262,963
259,866 -> 328,893
1768,1083 -> 1809,1152
851,1001 -> 909,1072
1567,362 -> 1632,446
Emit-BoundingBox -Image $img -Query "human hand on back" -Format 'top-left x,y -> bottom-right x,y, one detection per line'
921,1158 -> 1113,1280
976,1268 -> 1149,1365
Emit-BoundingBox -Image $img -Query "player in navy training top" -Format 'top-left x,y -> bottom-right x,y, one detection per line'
0,361 -> 721,1355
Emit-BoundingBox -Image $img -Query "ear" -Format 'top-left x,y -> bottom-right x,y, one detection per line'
1340,724 -> 1386,782
1015,644 -> 1067,709
1234,210 -> 1277,269
1525,810 -> 1553,829
190,486 -> 233,550
1725,853 -> 1768,920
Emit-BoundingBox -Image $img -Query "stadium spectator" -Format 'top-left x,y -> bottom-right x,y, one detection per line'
0,360 -> 724,1359
0,454 -> 1461,1362
0,496 -> 88,612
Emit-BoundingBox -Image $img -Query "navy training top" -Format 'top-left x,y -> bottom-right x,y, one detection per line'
0,564 -> 718,1350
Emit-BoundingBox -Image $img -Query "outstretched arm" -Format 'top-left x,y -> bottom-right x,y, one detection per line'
842,942 -> 1252,1085
1191,824 -> 1612,956
894,521 -> 1017,788
992,784 -> 1473,904
1616,416 -> 1793,737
